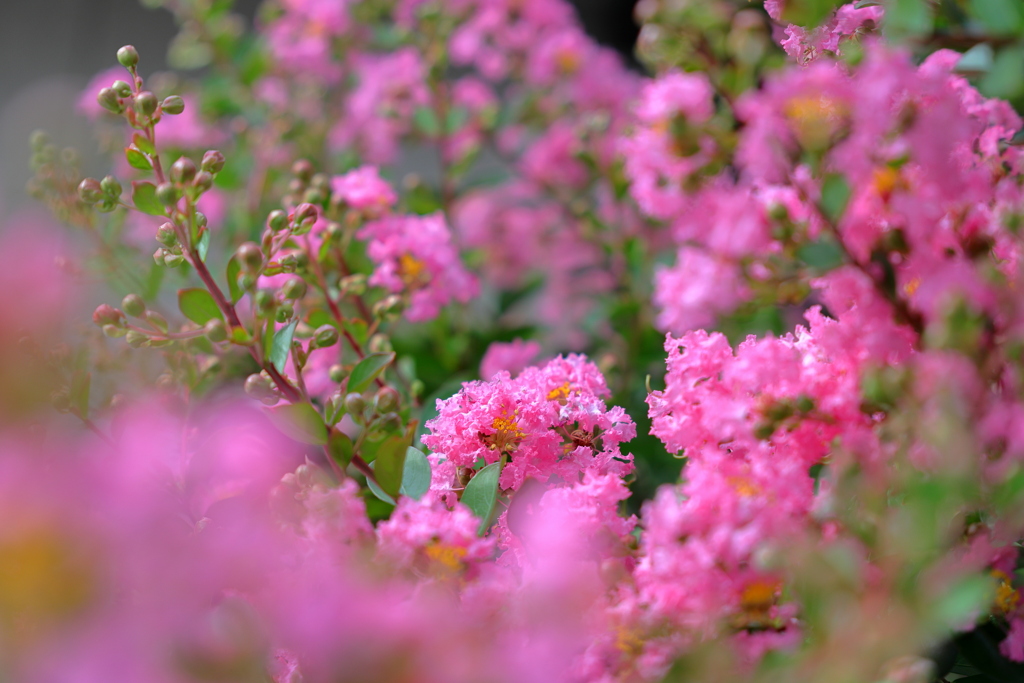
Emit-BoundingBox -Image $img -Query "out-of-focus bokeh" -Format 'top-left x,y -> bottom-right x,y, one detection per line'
0,0 -> 639,220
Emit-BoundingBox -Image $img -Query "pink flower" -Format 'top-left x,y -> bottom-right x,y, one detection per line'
330,165 -> 397,215
653,247 -> 749,334
358,212 -> 478,322
480,339 -> 543,380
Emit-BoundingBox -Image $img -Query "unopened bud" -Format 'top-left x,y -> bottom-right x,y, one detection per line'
267,209 -> 288,232
374,386 -> 400,413
126,329 -> 148,348
314,325 -> 339,349
144,310 -> 168,332
201,150 -> 225,174
194,212 -> 207,229
276,303 -> 294,322
169,156 -> 196,185
236,242 -> 263,272
368,333 -> 392,354
340,274 -> 366,296
255,290 -> 275,316
379,412 -> 402,433
77,178 -> 104,204
121,294 -> 146,318
117,45 -> 139,69
329,364 -> 347,383
291,159 -> 314,181
204,318 -> 227,342
161,95 -> 184,115
164,253 -> 185,267
100,175 -> 122,198
156,223 -> 176,246
156,182 -> 179,206
281,276 -> 307,300
102,324 -> 127,338
302,188 -> 325,205
294,203 -> 318,227
135,91 -> 158,117
244,373 -> 275,400
344,393 -> 366,416
154,248 -> 167,266
97,88 -> 121,114
93,304 -> 124,327
193,171 -> 213,193
112,80 -> 132,98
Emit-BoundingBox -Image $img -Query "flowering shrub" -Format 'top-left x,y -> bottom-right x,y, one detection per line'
9,0 -> 1024,681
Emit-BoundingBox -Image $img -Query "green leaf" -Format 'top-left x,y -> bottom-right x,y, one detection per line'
270,320 -> 298,374
196,229 -> 210,262
980,46 -> 1024,101
132,134 -> 156,156
70,370 -> 90,418
266,402 -> 328,445
225,256 -> 243,304
446,106 -> 470,135
781,0 -> 840,27
366,464 -> 397,506
884,0 -> 934,41
934,575 -> 993,626
344,318 -> 369,345
125,147 -> 153,171
178,288 -> 223,325
413,106 -> 441,137
374,433 -> 409,499
969,0 -> 1022,36
347,352 -> 394,394
956,43 -> 995,76
797,238 -> 845,271
462,460 -> 502,535
400,447 -> 431,500
131,181 -> 164,216
327,428 -> 354,469
820,173 -> 851,224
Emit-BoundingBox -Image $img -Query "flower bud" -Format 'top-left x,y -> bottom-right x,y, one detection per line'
117,45 -> 139,69
112,80 -> 132,98
161,95 -> 185,115
329,364 -> 347,383
374,386 -> 400,413
294,203 -> 318,227
238,273 -> 256,291
302,188 -> 325,205
344,393 -> 366,416
275,303 -> 294,322
97,88 -> 121,114
340,274 -> 366,296
156,223 -> 176,246
121,294 -> 146,318
77,178 -> 104,204
267,209 -> 288,232
193,171 -> 214,193
194,212 -> 207,229
135,91 -> 158,118
156,182 -> 179,206
201,150 -> 225,174
281,276 -> 307,300
164,253 -> 185,267
169,156 -> 196,185
145,310 -> 169,332
255,290 -> 276,316
204,318 -> 227,342
126,329 -> 148,348
368,333 -> 392,354
314,325 -> 339,349
291,159 -> 314,181
100,175 -> 122,198
379,412 -> 402,433
29,130 -> 49,151
154,248 -> 167,266
102,324 -> 127,338
244,373 -> 275,401
236,242 -> 263,272
93,304 -> 124,327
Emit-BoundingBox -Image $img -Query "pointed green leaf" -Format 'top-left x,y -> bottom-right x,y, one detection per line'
327,428 -> 354,469
445,106 -> 470,135
70,370 -> 90,419
347,352 -> 394,394
178,288 -> 223,325
413,106 -> 441,137
820,173 -> 851,224
797,238 -> 845,271
270,320 -> 298,374
366,463 -> 396,505
373,433 -> 408,499
125,147 -> 153,171
399,447 -> 431,500
197,229 -> 210,262
345,318 -> 369,345
131,181 -> 164,216
132,134 -> 156,156
225,256 -> 243,304
462,460 -> 502,535
266,402 -> 328,445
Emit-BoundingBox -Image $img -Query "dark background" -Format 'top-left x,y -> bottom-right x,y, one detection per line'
0,0 -> 638,218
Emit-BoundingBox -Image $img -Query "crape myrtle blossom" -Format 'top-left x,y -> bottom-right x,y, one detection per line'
422,354 -> 636,506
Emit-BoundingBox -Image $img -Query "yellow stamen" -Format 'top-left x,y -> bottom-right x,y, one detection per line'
728,476 -> 761,498
740,579 -> 781,613
783,94 -> 846,151
424,543 -> 468,573
993,570 -> 1020,614
615,626 -> 645,657
555,48 -> 582,75
904,277 -> 921,296
872,166 -> 902,200
398,253 -> 430,289
547,382 -> 571,404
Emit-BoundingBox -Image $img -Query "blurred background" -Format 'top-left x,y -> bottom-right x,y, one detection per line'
0,0 -> 639,219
